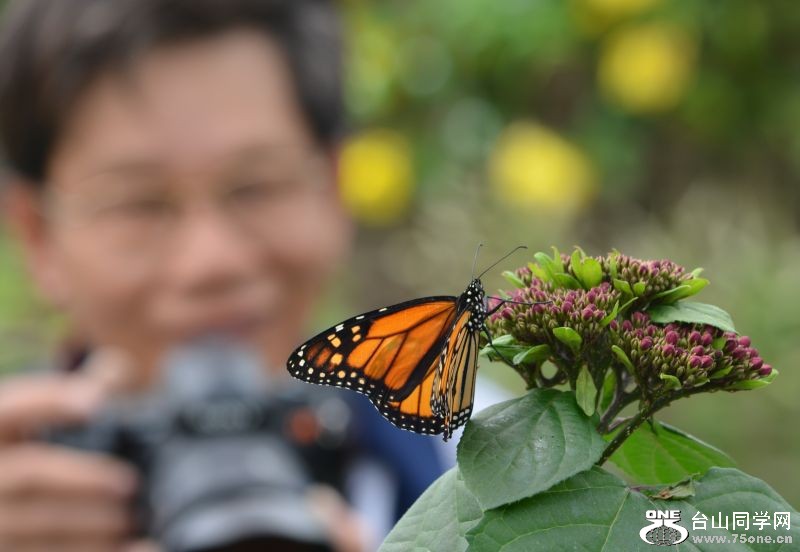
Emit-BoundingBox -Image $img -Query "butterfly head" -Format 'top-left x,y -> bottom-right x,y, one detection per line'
464,278 -> 487,325
466,278 -> 485,301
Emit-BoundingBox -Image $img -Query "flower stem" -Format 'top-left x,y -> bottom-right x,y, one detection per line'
597,392 -> 677,464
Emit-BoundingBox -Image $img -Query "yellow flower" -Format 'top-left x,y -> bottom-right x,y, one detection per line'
598,23 -> 696,113
489,122 -> 596,213
338,129 -> 413,226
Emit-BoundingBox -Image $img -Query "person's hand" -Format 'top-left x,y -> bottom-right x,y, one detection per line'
308,485 -> 373,552
0,350 -> 156,552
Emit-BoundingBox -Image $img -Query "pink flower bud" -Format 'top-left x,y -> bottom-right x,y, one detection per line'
759,364 -> 773,376
738,336 -> 751,348
640,337 -> 653,350
662,344 -> 676,356
594,309 -> 605,320
665,331 -> 679,345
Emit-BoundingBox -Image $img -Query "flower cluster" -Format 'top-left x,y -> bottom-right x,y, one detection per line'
484,247 -> 776,437
489,280 -> 620,348
608,312 -> 772,398
602,254 -> 691,297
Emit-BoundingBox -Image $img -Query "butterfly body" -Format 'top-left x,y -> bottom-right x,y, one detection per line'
287,278 -> 488,440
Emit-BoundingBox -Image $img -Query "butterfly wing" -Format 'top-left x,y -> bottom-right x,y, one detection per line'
287,296 -> 460,434
430,308 -> 480,439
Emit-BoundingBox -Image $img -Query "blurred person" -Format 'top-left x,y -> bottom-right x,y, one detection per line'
0,0 -> 445,551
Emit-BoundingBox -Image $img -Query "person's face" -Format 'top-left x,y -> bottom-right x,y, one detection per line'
7,30 -> 351,378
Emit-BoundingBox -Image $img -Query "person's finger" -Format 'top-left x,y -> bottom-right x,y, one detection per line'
123,540 -> 163,552
0,496 -> 133,541
0,348 -> 135,442
0,443 -> 137,498
307,484 -> 372,552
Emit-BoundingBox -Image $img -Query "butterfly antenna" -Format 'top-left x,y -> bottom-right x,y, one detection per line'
470,242 -> 484,280
477,245 -> 527,279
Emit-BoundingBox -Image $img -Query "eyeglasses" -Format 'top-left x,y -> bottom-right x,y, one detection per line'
42,149 -> 331,254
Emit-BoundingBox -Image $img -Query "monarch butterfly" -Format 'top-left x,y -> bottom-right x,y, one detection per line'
287,246 -> 533,441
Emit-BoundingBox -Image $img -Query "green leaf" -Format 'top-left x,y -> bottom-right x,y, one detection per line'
681,277 -> 710,298
552,326 -> 582,353
611,345 -> 636,375
659,373 -> 682,390
553,272 -> 582,289
617,296 -> 638,315
609,421 -> 735,485
600,301 -> 619,327
527,262 -> 550,282
727,368 -> 779,390
709,365 -> 733,379
380,468 -> 481,552
580,257 -> 604,288
512,344 -> 552,366
549,246 -> 564,272
632,281 -> 647,296
575,366 -> 597,416
457,389 -> 606,510
533,252 -> 559,281
652,284 -> 690,302
690,267 -> 704,278
466,466 -> 800,551
652,278 -> 710,304
609,250 -> 620,280
501,270 -> 525,289
647,302 -> 737,333
599,370 -> 616,412
479,334 -> 528,362
613,278 -> 633,296
570,248 -> 584,283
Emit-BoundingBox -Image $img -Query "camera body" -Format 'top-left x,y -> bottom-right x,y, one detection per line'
48,339 -> 353,552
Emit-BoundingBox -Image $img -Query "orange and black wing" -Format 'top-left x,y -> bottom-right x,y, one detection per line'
287,296 -> 460,434
431,309 -> 480,439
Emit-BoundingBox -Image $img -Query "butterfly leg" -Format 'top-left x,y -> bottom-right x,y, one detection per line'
485,297 -> 552,313
481,323 -> 516,369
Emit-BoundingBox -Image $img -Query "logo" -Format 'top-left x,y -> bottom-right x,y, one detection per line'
640,510 -> 689,546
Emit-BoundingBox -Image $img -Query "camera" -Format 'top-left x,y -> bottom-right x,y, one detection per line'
46,337 -> 353,552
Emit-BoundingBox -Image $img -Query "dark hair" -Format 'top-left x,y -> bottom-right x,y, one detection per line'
0,0 -> 343,185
